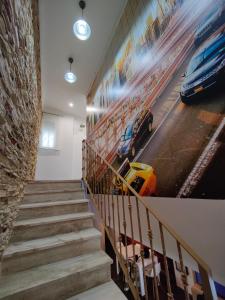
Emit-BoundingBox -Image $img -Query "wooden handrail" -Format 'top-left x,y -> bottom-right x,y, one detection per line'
85,140 -> 211,274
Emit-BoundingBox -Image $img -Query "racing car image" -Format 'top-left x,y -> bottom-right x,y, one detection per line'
113,159 -> 157,196
117,108 -> 153,160
180,29 -> 225,103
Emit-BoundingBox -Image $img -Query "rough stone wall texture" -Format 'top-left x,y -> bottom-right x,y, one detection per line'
0,0 -> 41,257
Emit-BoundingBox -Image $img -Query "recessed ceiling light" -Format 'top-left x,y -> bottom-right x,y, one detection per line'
73,1 -> 91,41
69,102 -> 74,107
64,57 -> 77,84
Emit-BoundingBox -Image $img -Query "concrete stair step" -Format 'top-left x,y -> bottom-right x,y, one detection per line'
18,199 -> 89,220
24,180 -> 82,193
0,251 -> 112,300
12,212 -> 94,242
2,228 -> 101,275
22,189 -> 84,204
67,281 -> 127,300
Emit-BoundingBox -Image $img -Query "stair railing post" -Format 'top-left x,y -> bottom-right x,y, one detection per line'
176,242 -> 190,300
82,140 -> 85,180
135,196 -> 148,300
116,193 -> 122,256
127,193 -> 139,296
111,181 -> 116,248
159,222 -> 173,300
146,208 -> 159,300
104,174 -> 107,226
107,170 -> 111,228
198,265 -> 217,300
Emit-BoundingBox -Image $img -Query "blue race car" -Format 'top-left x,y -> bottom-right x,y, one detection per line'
180,30 -> 225,103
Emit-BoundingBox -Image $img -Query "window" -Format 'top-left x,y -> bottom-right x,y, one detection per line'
39,114 -> 59,150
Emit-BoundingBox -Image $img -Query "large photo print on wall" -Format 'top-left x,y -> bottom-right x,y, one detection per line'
87,0 -> 225,199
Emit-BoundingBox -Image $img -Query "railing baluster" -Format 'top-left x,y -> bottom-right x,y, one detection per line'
104,174 -> 107,226
116,193 -> 122,256
107,170 -> 111,228
111,189 -> 116,248
92,149 -> 95,194
82,140 -> 85,180
135,196 -> 148,300
93,151 -> 96,201
128,193 -> 135,259
146,208 -> 159,300
121,185 -> 131,293
159,222 -> 173,300
86,144 -> 89,184
198,265 -> 217,300
83,140 -> 87,179
95,154 -> 100,210
127,193 -> 139,296
177,242 -> 190,300
121,186 -> 128,269
100,173 -> 103,219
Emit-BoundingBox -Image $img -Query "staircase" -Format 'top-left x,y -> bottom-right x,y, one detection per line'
0,180 -> 126,300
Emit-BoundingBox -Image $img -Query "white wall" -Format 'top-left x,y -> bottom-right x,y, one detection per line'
35,114 -> 86,180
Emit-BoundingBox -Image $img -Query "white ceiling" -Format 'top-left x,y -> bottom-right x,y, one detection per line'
39,0 -> 127,120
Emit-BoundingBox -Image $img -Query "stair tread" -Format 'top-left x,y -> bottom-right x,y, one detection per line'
67,281 -> 127,300
20,199 -> 88,209
0,251 -> 112,299
15,212 -> 94,227
3,228 -> 101,258
25,188 -> 83,195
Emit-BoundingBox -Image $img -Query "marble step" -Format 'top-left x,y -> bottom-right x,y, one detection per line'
18,199 -> 89,220
12,212 -> 94,242
2,228 -> 101,275
0,251 -> 112,300
24,180 -> 82,193
22,189 -> 84,204
67,281 -> 127,300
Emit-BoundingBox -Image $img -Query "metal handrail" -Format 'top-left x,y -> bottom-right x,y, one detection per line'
82,139 -> 217,300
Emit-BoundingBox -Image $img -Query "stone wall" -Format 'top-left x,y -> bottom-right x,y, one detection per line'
0,0 -> 41,257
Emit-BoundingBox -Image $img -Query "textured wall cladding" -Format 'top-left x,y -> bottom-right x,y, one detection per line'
0,0 -> 41,256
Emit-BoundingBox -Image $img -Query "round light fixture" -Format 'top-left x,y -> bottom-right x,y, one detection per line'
69,102 -> 74,107
64,57 -> 77,84
64,72 -> 76,83
73,1 -> 91,41
73,19 -> 91,41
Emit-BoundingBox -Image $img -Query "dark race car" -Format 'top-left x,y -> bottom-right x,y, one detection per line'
117,109 -> 153,160
180,30 -> 225,103
194,2 -> 225,47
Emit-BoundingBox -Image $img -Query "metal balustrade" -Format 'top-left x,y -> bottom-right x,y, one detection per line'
82,140 -> 217,300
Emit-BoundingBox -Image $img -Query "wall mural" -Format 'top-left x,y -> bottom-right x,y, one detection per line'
87,0 -> 225,199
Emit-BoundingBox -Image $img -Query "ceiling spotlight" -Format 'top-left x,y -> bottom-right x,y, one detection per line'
73,1 -> 91,41
69,102 -> 74,107
64,57 -> 77,83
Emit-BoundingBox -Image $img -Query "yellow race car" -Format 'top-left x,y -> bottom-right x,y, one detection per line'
113,159 -> 157,196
